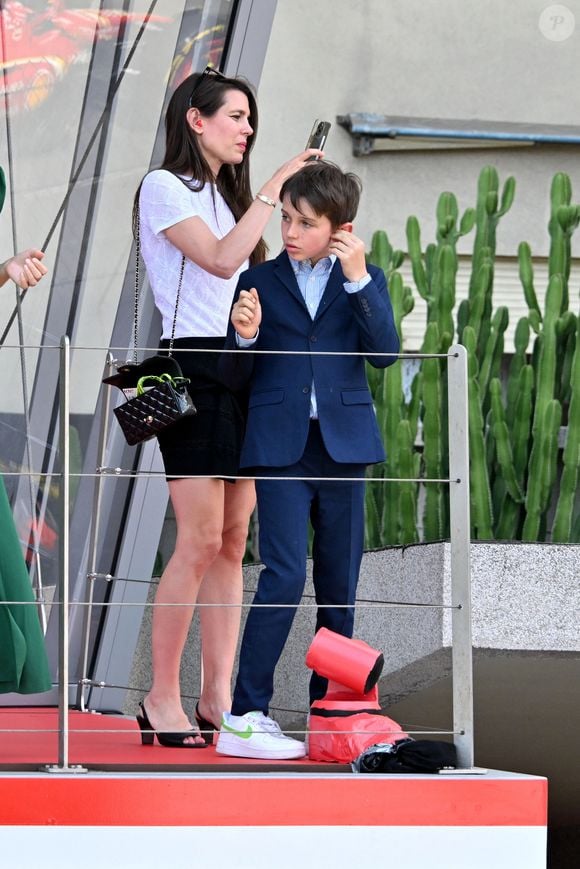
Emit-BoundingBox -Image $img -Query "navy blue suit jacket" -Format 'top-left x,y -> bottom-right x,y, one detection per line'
222,251 -> 399,468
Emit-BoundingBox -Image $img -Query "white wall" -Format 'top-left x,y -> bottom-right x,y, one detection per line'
251,0 -> 580,283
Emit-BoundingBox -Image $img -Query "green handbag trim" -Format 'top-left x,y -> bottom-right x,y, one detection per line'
136,373 -> 190,395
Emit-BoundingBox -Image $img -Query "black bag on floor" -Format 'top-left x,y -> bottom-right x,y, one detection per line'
353,738 -> 457,774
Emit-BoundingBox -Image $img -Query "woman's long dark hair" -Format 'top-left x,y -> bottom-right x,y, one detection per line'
133,70 -> 267,265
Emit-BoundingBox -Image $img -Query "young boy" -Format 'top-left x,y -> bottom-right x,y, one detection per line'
217,160 -> 399,759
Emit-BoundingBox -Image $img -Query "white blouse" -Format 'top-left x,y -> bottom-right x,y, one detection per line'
139,169 -> 248,339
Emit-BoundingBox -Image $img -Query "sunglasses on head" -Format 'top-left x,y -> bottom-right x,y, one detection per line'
188,65 -> 228,108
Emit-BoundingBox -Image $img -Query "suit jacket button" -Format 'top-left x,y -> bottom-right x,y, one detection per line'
302,386 -> 310,393
310,335 -> 317,342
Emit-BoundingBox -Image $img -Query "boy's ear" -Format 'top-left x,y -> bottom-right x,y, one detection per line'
338,222 -> 353,233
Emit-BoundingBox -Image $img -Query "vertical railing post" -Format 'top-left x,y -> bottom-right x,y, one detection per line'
57,335 -> 71,768
77,352 -> 115,711
447,344 -> 474,768
46,336 -> 85,773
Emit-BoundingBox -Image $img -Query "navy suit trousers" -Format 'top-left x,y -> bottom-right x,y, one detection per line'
231,421 -> 366,716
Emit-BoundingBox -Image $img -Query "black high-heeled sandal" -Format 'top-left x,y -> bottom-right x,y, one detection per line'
136,701 -> 208,748
194,702 -> 219,745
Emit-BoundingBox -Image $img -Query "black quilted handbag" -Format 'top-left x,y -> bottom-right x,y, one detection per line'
104,216 -> 196,446
113,373 -> 196,446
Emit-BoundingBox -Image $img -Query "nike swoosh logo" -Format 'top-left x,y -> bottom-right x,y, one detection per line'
221,721 -> 253,739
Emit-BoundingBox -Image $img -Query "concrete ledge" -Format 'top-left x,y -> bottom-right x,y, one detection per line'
127,541 -> 579,730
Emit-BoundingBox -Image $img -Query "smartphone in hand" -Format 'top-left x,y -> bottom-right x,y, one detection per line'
306,119 -> 331,159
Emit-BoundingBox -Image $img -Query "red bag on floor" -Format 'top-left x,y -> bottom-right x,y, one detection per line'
307,686 -> 408,764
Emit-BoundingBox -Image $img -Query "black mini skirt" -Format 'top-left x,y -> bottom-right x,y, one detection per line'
156,336 -> 246,481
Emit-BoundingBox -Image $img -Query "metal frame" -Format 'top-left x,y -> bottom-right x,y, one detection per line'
223,0 -> 278,83
337,113 -> 580,156
45,338 -> 85,774
0,0 -> 280,714
1,0 -> 476,769
447,344 -> 473,768
46,339 -> 473,770
81,0 -> 281,715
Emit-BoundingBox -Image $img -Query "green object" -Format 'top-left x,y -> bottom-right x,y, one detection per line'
379,274 -> 406,543
548,173 -> 580,313
479,306 -> 509,416
511,365 -> 535,485
364,238 -> 413,548
552,312 -> 580,542
489,378 -> 523,503
556,311 -> 577,404
0,163 -> 50,691
136,372 -> 189,395
421,322 -> 444,540
494,367 -> 533,539
469,167 -> 515,300
407,191 -> 472,341
469,168 -> 515,364
506,318 -> 530,427
365,167 -> 579,547
518,242 -> 541,323
532,275 -> 562,438
397,420 -> 419,545
522,399 -> 562,541
463,326 -> 493,539
0,477 -> 51,694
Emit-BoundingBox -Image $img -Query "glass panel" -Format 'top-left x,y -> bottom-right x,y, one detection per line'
0,0 -> 236,689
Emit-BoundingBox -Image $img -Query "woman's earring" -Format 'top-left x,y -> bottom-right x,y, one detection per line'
187,108 -> 203,133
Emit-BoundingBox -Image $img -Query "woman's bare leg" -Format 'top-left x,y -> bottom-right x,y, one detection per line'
197,479 -> 256,727
144,477 -> 225,743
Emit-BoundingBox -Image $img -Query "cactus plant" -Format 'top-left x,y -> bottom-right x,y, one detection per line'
494,363 -> 534,540
548,173 -> 580,312
462,326 -> 494,538
363,168 -> 579,549
522,399 -> 562,541
488,378 -> 524,504
505,317 -> 530,427
397,419 -> 420,545
364,232 -> 413,549
518,242 -> 542,325
421,322 -> 444,540
551,312 -> 580,542
532,275 -> 563,437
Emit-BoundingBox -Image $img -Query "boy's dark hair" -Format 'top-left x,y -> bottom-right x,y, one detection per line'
279,161 -> 362,227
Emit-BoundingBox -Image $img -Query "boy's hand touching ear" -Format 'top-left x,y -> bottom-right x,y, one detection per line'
329,229 -> 368,284
231,288 -> 262,340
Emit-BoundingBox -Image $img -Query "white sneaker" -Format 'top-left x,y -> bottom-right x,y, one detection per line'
216,711 -> 306,760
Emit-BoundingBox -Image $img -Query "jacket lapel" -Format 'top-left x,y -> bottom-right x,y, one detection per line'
273,251 -> 310,313
314,259 -> 345,322
272,252 -> 345,320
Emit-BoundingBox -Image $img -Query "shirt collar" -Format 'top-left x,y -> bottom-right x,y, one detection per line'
289,254 -> 336,276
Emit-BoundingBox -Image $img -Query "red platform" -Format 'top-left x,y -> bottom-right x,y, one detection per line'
0,706 -> 332,771
0,707 -> 547,869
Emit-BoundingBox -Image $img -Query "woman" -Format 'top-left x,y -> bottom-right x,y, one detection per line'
135,67 -> 322,747
0,163 -> 51,694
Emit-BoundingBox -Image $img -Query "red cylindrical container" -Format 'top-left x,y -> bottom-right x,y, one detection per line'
305,628 -> 384,694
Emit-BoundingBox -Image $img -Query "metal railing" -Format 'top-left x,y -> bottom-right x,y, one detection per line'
2,337 -> 472,771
